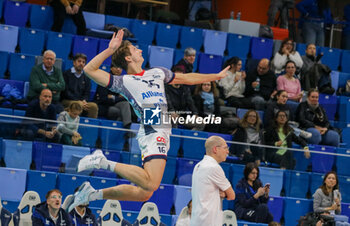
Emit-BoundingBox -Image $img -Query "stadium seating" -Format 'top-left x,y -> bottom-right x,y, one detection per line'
32,141 -> 63,172
320,47 -> 342,71
148,184 -> 175,215
62,16 -> 77,34
182,130 -> 208,159
259,167 -> 284,197
283,197 -> 312,226
0,79 -> 25,107
100,119 -> 125,151
267,196 -> 284,223
309,172 -> 324,195
8,53 -> 35,81
197,53 -> 223,73
131,19 -> 156,45
46,31 -> 74,60
134,202 -> 163,225
3,139 -> 32,170
98,38 -> 112,66
230,163 -> 245,187
341,50 -> 350,73
83,11 -> 105,30
78,117 -> 100,148
203,29 -> 227,56
283,170 -> 310,198
179,26 -> 203,51
56,173 -> 90,198
226,33 -> 251,59
0,24 -> 19,53
98,200 -> 132,225
310,145 -> 335,173
26,170 -> 57,201
173,185 -> 192,215
61,145 -> 91,172
336,148 -> 350,176
155,23 -> 181,49
14,191 -> 41,226
148,45 -> 174,69
318,94 -> 337,121
222,210 -> 238,226
0,0 -> 3,19
338,176 -> 350,203
18,28 -> 46,56
0,167 -> 27,201
72,36 -> 99,62
29,4 -> 54,30
3,0 -> 30,27
161,156 -> 177,185
176,158 -> 199,186
250,37 -> 273,60
105,15 -> 132,30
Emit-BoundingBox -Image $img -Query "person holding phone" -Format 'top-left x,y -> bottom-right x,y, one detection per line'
234,163 -> 273,224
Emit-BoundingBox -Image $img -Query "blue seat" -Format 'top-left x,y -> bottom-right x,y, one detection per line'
120,151 -> 130,164
63,59 -> 73,71
148,45 -> 174,69
182,130 -> 208,160
161,156 -> 176,185
46,31 -> 73,60
123,210 -> 138,224
83,11 -> 105,30
0,51 -> 9,78
155,23 -> 181,48
32,141 -> 63,172
105,15 -> 132,30
173,185 -> 192,215
338,96 -> 350,123
259,167 -> 283,197
61,145 -> 91,173
1,200 -> 20,213
283,197 -> 313,226
159,214 -> 172,226
3,139 -> 32,170
0,107 -> 12,115
310,145 -> 335,173
198,53 -> 223,73
98,39 -> 112,66
56,173 -> 90,198
293,144 -> 311,171
129,153 -> 142,167
331,71 -> 339,93
29,4 -> 53,30
220,162 -> 231,180
92,149 -> 121,178
267,196 -> 284,223
61,16 -> 77,34
131,19 -> 156,45
203,29 -> 227,56
100,120 -> 125,151
26,170 -> 57,201
341,203 -> 350,220
309,172 -> 324,195
168,128 -> 182,157
283,170 -> 310,198
320,47 -> 342,71
296,43 -> 307,55
226,33 -> 251,59
338,176 -> 350,203
3,0 -> 30,27
272,39 -> 282,56
0,24 -> 19,53
231,164 -> 245,188
88,177 -> 117,208
8,53 -> 35,81
135,43 -> 148,68
341,50 -> 350,73
78,117 -> 100,148
176,158 -> 199,186
72,36 -> 99,62
250,37 -> 273,60
179,26 -> 203,51
18,28 -> 46,56
148,184 -> 174,214
336,148 -> 350,176
318,93 -> 337,121
0,167 -> 27,201
208,132 -> 233,147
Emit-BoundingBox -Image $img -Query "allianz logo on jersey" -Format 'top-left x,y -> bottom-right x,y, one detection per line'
141,91 -> 164,99
143,106 -> 222,125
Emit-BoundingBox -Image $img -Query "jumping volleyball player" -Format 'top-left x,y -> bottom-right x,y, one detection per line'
67,30 -> 230,211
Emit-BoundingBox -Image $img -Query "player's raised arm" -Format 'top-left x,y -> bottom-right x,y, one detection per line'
84,30 -> 124,87
170,66 -> 230,85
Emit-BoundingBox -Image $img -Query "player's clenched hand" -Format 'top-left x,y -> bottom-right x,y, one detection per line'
217,66 -> 230,79
109,30 -> 124,52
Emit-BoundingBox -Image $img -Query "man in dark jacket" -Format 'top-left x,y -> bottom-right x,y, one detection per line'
244,58 -> 277,110
62,53 -> 98,118
174,47 -> 196,73
32,189 -> 72,226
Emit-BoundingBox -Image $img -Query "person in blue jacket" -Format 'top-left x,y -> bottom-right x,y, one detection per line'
234,163 -> 273,224
32,189 -> 72,226
296,0 -> 333,46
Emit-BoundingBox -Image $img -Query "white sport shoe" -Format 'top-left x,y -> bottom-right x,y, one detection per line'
67,181 -> 95,212
77,149 -> 106,172
299,130 -> 312,139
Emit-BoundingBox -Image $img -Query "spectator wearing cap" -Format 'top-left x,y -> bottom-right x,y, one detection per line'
62,53 -> 98,118
175,47 -> 196,73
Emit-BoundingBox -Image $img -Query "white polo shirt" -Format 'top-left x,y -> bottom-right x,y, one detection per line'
190,155 -> 231,226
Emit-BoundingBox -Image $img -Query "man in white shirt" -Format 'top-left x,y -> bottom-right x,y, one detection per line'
191,136 -> 235,226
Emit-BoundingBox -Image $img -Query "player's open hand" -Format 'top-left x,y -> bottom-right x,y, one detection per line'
217,66 -> 230,79
109,29 -> 124,52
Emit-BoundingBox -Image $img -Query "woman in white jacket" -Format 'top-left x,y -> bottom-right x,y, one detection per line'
273,38 -> 303,75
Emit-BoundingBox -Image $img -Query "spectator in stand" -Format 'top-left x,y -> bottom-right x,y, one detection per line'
62,53 -> 98,119
273,38 -> 303,75
27,50 -> 65,113
218,57 -> 252,109
313,171 -> 341,215
165,66 -> 204,130
296,89 -> 339,147
69,187 -> 98,226
300,43 -> 319,89
22,89 -> 59,143
193,82 -> 239,134
176,200 -> 192,226
244,58 -> 277,110
234,162 -> 273,224
175,47 -> 196,73
51,0 -> 86,35
343,4 -> 350,50
32,189 -> 73,226
276,61 -> 303,115
229,110 -> 265,166
57,102 -> 83,146
296,0 -> 333,47
265,110 -> 310,169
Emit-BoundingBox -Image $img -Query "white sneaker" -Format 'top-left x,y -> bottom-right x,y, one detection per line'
67,181 -> 95,212
77,149 -> 106,172
299,130 -> 312,139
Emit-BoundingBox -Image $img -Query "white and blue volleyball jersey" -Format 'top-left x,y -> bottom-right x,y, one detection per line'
106,67 -> 174,136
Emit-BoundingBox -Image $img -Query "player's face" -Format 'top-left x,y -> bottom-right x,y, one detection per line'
47,191 -> 62,210
128,45 -> 144,64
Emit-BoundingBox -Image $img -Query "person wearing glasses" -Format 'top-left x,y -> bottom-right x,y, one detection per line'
191,136 -> 235,226
276,60 -> 303,116
272,38 -> 303,75
32,189 -> 73,226
265,110 -> 310,169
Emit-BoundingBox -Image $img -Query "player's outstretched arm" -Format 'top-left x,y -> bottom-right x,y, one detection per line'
84,30 -> 124,87
170,66 -> 230,85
